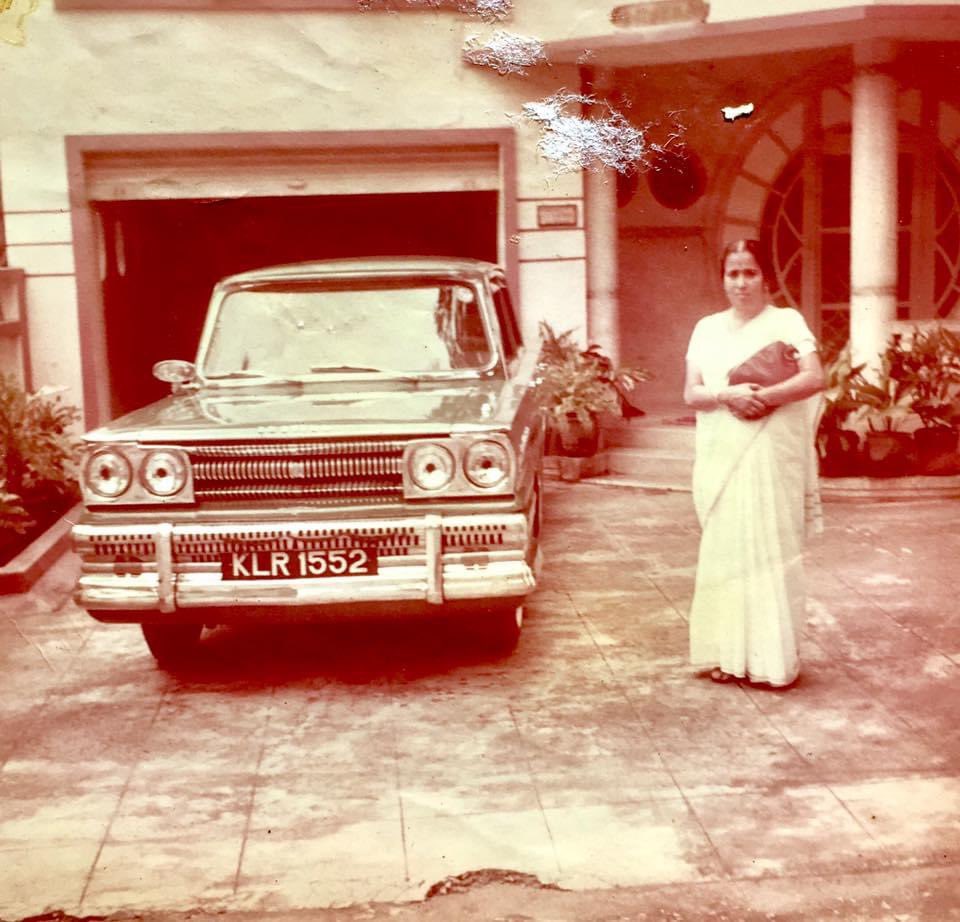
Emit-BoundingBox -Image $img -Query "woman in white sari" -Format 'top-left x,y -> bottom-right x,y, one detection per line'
683,240 -> 825,688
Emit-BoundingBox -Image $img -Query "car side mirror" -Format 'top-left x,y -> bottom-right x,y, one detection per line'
153,359 -> 197,392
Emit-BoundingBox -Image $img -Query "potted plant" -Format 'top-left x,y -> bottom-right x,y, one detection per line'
537,322 -> 651,458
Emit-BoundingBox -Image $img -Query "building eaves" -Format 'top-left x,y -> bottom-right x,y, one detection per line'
544,4 -> 960,67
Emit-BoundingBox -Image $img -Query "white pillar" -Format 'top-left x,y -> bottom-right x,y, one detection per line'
584,166 -> 620,364
581,67 -> 621,365
849,40 -> 899,376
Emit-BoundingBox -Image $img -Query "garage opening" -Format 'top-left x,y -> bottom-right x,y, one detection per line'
97,190 -> 498,416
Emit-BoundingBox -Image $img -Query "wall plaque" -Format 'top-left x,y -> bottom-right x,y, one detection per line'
536,204 -> 579,228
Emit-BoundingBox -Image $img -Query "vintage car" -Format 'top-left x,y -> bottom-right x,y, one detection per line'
72,257 -> 545,666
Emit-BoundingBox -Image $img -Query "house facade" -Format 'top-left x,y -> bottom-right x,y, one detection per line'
2,0 -> 960,423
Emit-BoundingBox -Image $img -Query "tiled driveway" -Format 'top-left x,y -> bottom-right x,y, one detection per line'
1,483 -> 959,919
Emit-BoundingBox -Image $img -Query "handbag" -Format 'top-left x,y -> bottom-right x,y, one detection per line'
727,340 -> 800,388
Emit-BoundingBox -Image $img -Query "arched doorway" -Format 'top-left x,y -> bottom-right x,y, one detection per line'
720,88 -> 960,360
760,129 -> 960,359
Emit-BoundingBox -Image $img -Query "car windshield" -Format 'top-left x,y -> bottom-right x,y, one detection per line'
202,277 -> 494,380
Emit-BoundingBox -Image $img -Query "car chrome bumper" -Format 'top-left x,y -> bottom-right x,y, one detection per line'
73,511 -> 537,616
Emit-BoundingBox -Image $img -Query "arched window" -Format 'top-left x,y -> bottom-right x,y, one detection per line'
761,132 -> 960,360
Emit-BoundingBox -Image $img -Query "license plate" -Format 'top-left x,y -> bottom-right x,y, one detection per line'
221,547 -> 378,580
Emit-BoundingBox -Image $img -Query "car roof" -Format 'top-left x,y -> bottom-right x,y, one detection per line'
218,256 -> 502,287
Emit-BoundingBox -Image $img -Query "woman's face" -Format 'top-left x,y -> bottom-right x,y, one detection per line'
723,250 -> 767,314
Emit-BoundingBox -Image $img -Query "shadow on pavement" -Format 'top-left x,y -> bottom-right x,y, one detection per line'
163,616 -> 520,688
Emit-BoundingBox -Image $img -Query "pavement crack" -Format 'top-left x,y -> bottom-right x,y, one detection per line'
8,618 -> 56,672
232,686 -> 275,895
78,686 -> 171,911
424,867 -> 565,898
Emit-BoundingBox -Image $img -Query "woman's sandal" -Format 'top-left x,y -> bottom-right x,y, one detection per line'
709,667 -> 736,684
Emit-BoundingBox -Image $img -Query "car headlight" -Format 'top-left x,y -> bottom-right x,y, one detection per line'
409,443 -> 455,491
140,450 -> 188,497
84,449 -> 133,498
463,440 -> 509,488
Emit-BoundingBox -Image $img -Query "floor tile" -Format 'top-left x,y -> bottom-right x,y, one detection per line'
580,615 -> 689,658
545,799 -> 723,889
402,809 -> 559,889
251,772 -> 401,836
10,698 -> 158,765
529,756 -> 681,808
750,697 -> 946,776
0,757 -> 130,804
831,775 -> 960,864
687,785 -> 889,878
803,598 -> 936,662
81,838 -> 241,914
108,770 -> 255,843
239,823 -> 407,904
399,770 -> 541,817
230,873 -> 417,912
259,725 -> 396,776
659,740 -> 815,795
0,841 -> 95,919
0,791 -> 118,844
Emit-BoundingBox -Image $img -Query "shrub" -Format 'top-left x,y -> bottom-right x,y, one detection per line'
0,375 -> 81,537
888,326 -> 960,429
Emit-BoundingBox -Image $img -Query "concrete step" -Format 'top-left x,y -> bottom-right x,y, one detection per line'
607,447 -> 694,488
608,421 -> 696,451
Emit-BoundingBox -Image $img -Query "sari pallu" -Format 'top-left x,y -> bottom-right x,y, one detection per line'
689,398 -> 819,687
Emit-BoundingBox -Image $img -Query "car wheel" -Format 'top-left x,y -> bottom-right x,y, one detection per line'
486,601 -> 524,654
141,623 -> 203,668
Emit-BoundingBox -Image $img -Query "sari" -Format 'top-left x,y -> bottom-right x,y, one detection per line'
686,306 -> 821,687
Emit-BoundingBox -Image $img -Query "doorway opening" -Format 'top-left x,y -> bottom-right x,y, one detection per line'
97,190 -> 498,415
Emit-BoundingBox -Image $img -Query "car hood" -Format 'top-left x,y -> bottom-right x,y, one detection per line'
84,380 -> 524,443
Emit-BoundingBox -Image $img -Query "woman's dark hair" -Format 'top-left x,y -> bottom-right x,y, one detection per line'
720,238 -> 776,290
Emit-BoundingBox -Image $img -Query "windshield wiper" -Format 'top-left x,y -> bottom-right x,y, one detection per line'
309,365 -> 389,373
205,370 -> 269,380
203,371 -> 305,389
308,364 -> 426,385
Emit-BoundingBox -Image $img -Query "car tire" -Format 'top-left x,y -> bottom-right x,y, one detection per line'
486,601 -> 524,654
141,623 -> 203,668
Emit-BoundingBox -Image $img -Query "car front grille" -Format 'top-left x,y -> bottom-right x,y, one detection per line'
183,438 -> 406,504
172,522 -> 421,562
76,519 -> 516,565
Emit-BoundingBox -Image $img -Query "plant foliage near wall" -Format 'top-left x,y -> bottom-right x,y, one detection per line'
817,327 -> 960,477
0,376 -> 81,565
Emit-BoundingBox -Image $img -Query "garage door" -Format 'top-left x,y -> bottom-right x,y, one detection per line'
69,130 -> 516,426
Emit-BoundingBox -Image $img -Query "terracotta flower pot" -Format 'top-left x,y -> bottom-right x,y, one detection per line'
558,413 -> 600,458
819,429 -> 861,478
914,425 -> 959,471
863,431 -> 915,477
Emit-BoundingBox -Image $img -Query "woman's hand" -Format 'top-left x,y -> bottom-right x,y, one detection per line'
719,384 -> 768,420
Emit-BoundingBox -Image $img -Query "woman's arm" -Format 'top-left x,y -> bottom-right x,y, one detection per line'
755,352 -> 825,410
683,360 -> 766,417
